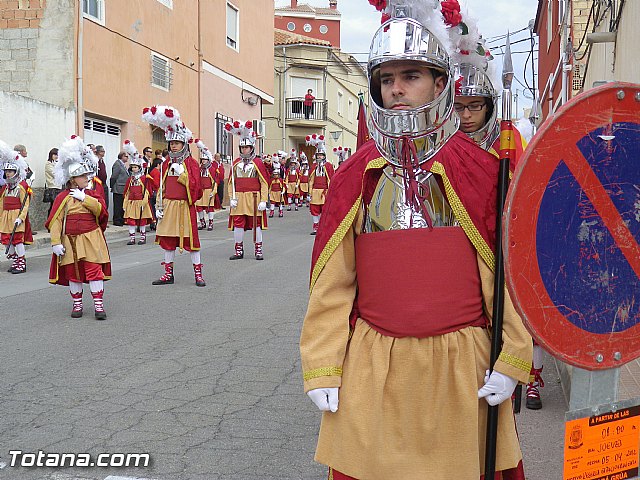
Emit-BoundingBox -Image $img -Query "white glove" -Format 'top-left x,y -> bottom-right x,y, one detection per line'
69,188 -> 86,202
14,218 -> 23,226
155,209 -> 164,220
170,163 -> 184,175
478,370 -> 518,406
52,244 -> 66,257
230,198 -> 238,208
257,201 -> 267,212
209,192 -> 215,198
307,387 -> 339,412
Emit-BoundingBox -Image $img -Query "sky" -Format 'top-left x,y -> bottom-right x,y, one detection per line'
275,0 -> 540,118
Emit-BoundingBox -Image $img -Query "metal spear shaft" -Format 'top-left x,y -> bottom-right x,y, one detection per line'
484,31 -> 515,480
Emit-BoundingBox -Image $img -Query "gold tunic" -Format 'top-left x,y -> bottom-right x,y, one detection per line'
0,184 -> 29,234
228,159 -> 268,217
300,201 -> 532,479
156,172 -> 194,239
123,179 -> 153,220
309,164 -> 330,205
49,195 -> 110,267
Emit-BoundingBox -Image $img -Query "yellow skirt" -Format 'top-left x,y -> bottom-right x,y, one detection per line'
316,320 -> 522,480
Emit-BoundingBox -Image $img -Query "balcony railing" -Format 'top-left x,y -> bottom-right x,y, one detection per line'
285,98 -> 327,121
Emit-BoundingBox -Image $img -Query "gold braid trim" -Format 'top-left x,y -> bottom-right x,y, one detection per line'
328,467 -> 334,480
303,366 -> 343,381
430,161 -> 495,272
498,351 -> 532,373
309,157 -> 386,292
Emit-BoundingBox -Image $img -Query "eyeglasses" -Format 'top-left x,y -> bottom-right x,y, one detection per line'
454,103 -> 486,113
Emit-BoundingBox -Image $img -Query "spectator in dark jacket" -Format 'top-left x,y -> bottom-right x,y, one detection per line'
95,145 -> 109,209
110,151 -> 129,226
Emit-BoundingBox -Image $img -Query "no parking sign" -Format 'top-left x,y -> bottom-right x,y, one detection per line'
504,82 -> 640,370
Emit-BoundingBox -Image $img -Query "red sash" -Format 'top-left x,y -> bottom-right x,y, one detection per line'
2,196 -> 22,210
235,177 -> 260,192
200,176 -> 213,189
300,175 -> 309,183
128,184 -> 144,201
355,227 -> 486,338
164,176 -> 189,200
65,213 -> 99,235
313,177 -> 328,189
288,174 -> 298,183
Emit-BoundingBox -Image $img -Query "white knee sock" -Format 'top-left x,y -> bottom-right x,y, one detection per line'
69,281 -> 83,294
15,243 -> 25,256
255,227 -> 263,243
164,249 -> 176,264
208,212 -> 214,220
128,226 -> 136,235
198,211 -> 205,221
312,215 -> 320,224
190,251 -> 201,265
140,225 -> 146,234
233,227 -> 244,243
89,280 -> 104,293
533,344 -> 544,370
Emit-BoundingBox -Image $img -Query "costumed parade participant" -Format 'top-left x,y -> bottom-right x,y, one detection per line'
226,120 -> 269,261
194,139 -> 219,231
299,1 -> 533,479
45,136 -> 110,320
306,134 -> 334,235
299,152 -> 310,207
0,141 -> 33,274
142,106 -> 205,287
268,168 -> 287,218
286,150 -> 301,211
122,140 -> 154,245
333,146 -> 349,168
449,12 -> 542,411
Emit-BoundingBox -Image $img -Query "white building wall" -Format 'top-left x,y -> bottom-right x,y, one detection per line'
0,91 -> 76,189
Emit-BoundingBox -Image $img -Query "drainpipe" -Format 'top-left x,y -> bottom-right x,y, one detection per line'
76,1 -> 83,134
197,0 -> 202,135
282,46 -> 287,150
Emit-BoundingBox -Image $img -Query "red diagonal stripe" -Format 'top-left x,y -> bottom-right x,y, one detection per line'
563,143 -> 640,280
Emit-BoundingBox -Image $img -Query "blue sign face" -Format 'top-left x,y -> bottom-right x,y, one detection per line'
536,122 -> 640,334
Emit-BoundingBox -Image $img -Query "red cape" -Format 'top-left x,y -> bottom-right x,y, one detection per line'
160,155 -> 203,205
310,133 -> 500,290
92,177 -> 106,202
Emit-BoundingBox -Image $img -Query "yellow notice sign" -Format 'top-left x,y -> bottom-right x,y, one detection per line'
564,405 -> 640,480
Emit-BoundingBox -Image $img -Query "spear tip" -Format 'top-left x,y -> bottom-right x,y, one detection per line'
502,31 -> 514,89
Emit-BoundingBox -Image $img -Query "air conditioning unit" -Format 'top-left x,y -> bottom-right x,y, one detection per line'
252,120 -> 266,137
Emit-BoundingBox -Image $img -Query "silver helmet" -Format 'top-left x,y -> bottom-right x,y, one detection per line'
54,135 -> 95,187
367,12 -> 458,168
453,63 -> 499,150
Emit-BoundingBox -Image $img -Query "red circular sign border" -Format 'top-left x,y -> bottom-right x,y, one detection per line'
504,82 -> 640,370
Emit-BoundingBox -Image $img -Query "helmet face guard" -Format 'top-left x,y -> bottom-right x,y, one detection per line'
68,161 -> 93,179
239,139 -> 255,160
367,18 -> 458,168
3,166 -> 19,186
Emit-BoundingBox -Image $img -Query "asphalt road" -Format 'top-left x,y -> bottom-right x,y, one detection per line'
0,209 -> 566,479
